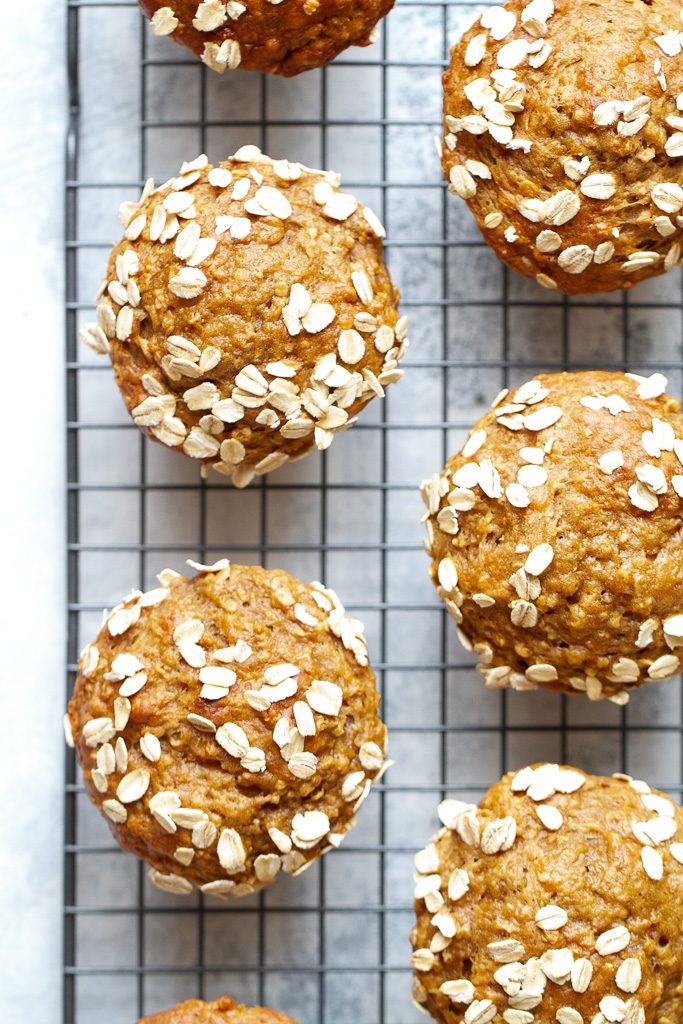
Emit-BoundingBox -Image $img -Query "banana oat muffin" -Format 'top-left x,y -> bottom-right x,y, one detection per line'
140,0 -> 394,76
441,0 -> 683,294
140,997 -> 296,1023
66,560 -> 389,897
421,370 -> 683,701
139,0 -> 395,74
82,146 -> 406,486
411,765 -> 683,1024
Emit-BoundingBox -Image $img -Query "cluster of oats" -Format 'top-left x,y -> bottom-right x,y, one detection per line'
421,373 -> 683,702
150,2 -> 247,73
82,146 -> 407,485
65,559 -> 390,898
443,0 -> 683,287
149,0 -> 325,74
411,766 -> 683,1024
147,0 -> 382,74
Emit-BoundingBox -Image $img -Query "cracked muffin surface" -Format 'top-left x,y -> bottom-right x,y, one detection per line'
422,370 -> 683,701
140,996 -> 297,1023
139,0 -> 395,75
67,560 -> 389,898
82,146 -> 405,487
442,0 -> 683,294
411,765 -> 683,1024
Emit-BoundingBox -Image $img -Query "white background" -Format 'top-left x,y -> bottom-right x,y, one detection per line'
1,3 -> 65,1022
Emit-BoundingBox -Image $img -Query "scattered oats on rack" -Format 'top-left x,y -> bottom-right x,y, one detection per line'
421,369 -> 683,701
411,765 -> 683,1024
139,0 -> 396,76
82,146 -> 407,486
441,0 -> 683,294
66,560 -> 391,897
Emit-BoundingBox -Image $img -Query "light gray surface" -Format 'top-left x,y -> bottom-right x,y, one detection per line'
4,1 -> 683,1023
0,3 -> 66,1024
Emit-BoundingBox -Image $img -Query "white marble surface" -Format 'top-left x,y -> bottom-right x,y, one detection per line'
0,3 -> 66,1022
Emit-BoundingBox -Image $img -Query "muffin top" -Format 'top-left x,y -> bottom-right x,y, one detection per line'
67,561 -> 388,896
85,146 -> 406,485
412,766 -> 683,1024
422,370 -> 683,700
140,0 -> 394,76
442,0 -> 683,294
139,996 -> 297,1023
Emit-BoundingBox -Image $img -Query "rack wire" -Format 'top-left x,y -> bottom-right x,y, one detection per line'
64,1 -> 683,1021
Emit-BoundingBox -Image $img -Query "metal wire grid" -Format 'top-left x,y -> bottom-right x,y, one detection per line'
64,1 -> 683,1021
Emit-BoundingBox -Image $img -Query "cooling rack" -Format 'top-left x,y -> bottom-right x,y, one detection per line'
64,1 -> 683,1021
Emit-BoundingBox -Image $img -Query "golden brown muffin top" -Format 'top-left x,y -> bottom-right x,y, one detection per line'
84,146 -> 405,484
67,561 -> 388,896
139,0 -> 394,76
412,766 -> 683,1024
139,996 -> 297,1023
422,370 -> 683,700
442,0 -> 683,294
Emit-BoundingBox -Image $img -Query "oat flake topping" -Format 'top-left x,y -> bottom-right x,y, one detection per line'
411,766 -> 683,1024
422,370 -> 683,700
67,561 -> 391,898
442,0 -> 683,293
82,146 -> 407,487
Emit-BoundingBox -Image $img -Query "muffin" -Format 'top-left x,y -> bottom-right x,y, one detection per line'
441,0 -> 683,294
81,146 -> 406,487
66,560 -> 389,897
421,370 -> 683,702
411,765 -> 683,1024
140,997 -> 296,1023
140,0 -> 394,76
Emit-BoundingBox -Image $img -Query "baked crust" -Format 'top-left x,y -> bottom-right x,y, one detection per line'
411,766 -> 683,1024
442,0 -> 683,294
67,561 -> 389,897
422,370 -> 683,700
139,0 -> 395,76
83,146 -> 406,487
139,996 -> 297,1023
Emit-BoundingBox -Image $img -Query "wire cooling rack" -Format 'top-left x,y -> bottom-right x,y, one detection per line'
64,1 -> 683,1022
